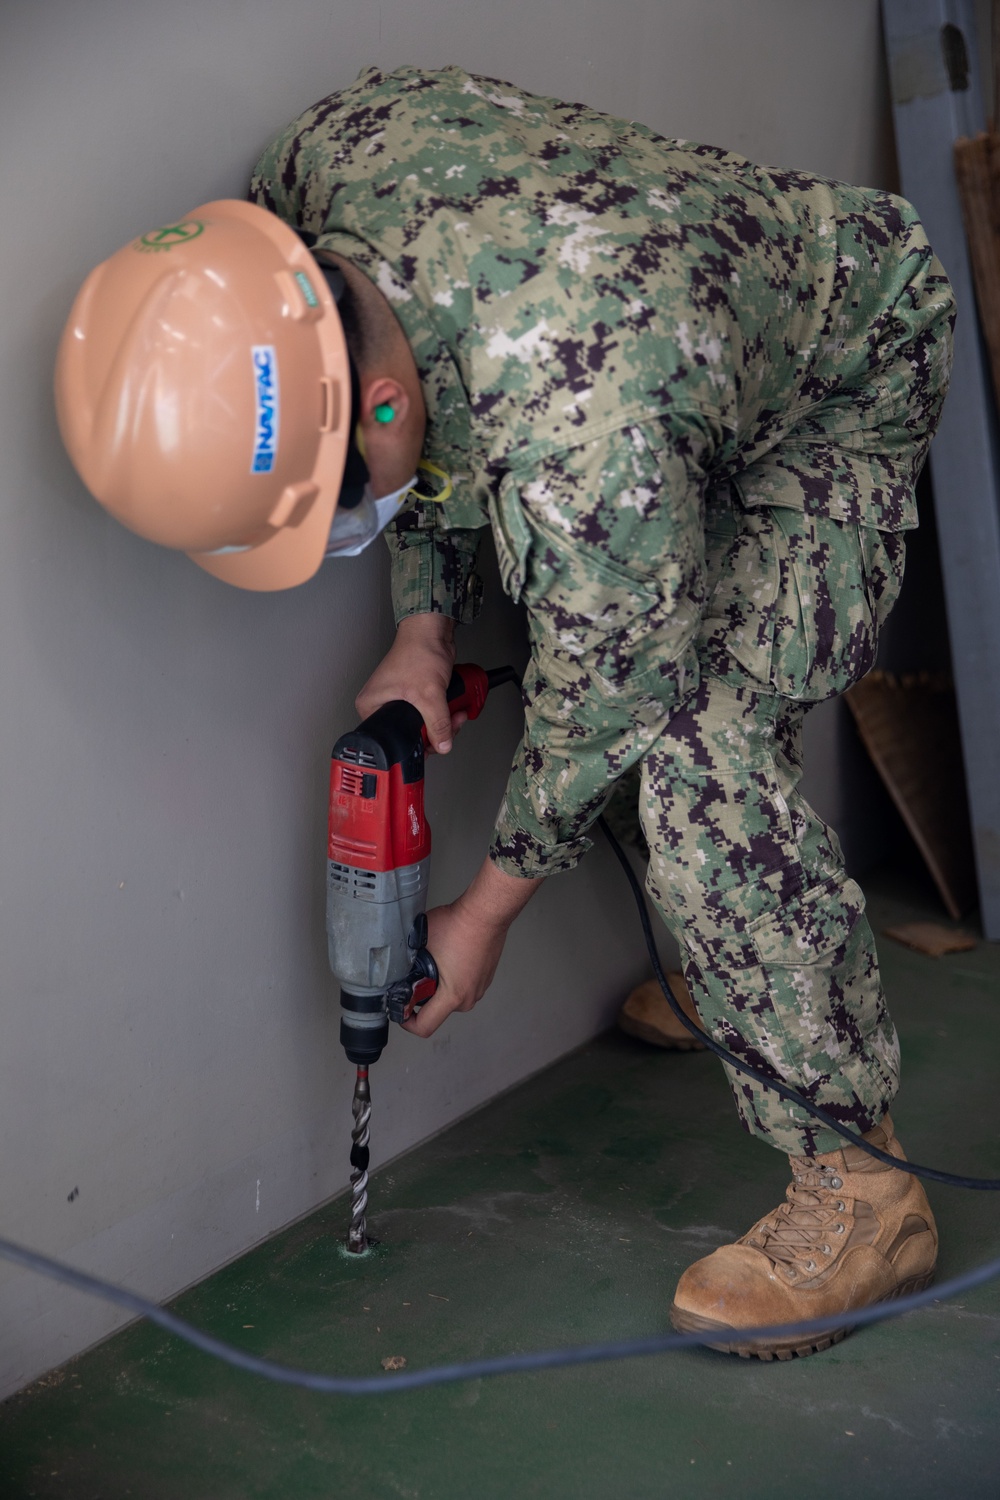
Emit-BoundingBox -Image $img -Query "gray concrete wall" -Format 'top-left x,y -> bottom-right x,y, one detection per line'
0,0 -> 896,1396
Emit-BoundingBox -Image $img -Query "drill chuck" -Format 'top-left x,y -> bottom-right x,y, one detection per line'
339,990 -> 390,1067
338,919 -> 440,1065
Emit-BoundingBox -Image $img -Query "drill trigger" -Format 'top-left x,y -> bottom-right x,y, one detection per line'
409,972 -> 438,1008
386,948 -> 439,1024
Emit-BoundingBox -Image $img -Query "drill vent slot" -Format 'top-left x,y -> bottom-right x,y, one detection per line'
339,766 -> 377,798
329,861 -> 378,894
396,865 -> 422,896
339,745 -> 378,769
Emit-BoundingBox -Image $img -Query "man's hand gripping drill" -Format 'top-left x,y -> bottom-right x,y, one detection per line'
327,660 -> 519,1252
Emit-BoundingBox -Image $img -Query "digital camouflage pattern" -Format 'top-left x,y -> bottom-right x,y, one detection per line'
251,67 -> 953,1150
493,462 -> 913,1151
250,64 -> 953,871
596,498 -> 906,1151
643,683 -> 901,1156
638,506 -> 906,1153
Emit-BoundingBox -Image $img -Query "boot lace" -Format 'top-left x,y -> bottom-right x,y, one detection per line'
745,1162 -> 848,1278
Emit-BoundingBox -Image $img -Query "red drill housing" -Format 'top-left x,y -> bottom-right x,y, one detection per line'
327,664 -> 513,1066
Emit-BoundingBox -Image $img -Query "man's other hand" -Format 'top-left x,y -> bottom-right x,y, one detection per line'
403,857 -> 543,1038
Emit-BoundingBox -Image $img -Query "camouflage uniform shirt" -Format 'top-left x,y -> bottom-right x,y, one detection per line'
250,66 -> 952,879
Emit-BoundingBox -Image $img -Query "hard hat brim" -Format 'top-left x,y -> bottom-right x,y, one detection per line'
187,480 -> 338,590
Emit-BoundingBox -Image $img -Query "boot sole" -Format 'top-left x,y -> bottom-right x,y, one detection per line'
669,1269 -> 936,1361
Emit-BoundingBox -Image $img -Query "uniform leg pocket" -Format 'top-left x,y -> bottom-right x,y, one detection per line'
704,503 -> 900,702
772,515 -> 906,699
769,508 -> 883,700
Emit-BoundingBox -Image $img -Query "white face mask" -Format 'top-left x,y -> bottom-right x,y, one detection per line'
323,475 -> 417,559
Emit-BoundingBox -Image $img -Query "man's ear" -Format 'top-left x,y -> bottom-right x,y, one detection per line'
358,375 -> 412,431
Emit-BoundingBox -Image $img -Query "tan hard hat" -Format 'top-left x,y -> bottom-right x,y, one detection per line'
54,200 -> 352,590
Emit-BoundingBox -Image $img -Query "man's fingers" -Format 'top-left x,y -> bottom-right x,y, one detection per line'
354,683 -> 456,752
401,990 -> 454,1038
421,698 -> 454,754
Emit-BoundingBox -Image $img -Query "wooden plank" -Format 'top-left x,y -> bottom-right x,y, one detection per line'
883,0 -> 1000,938
846,671 -> 978,918
953,130 -> 1000,413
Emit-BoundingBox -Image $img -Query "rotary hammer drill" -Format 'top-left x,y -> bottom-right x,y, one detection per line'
326,663 -> 517,1249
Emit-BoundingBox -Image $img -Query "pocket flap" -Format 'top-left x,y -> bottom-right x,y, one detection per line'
748,877 -> 866,966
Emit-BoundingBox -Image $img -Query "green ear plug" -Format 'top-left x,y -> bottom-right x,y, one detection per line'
374,403 -> 395,424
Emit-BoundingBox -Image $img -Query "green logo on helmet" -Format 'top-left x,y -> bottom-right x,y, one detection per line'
135,220 -> 205,253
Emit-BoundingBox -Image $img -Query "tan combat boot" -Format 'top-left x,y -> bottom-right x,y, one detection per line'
618,971 -> 705,1050
669,1115 -> 937,1359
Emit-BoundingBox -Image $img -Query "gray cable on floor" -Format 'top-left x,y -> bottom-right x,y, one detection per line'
0,1235 -> 998,1394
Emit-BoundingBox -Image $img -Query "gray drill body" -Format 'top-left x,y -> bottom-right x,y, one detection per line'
327,856 -> 430,1009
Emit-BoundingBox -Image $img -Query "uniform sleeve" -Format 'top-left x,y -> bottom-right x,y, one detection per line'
489,414 -> 718,877
383,499 -> 486,625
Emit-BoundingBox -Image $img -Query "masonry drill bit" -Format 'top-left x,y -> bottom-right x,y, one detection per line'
347,1066 -> 371,1253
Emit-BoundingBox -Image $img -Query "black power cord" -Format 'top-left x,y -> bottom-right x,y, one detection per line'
597,816 -> 1000,1190
1,819 -> 997,1393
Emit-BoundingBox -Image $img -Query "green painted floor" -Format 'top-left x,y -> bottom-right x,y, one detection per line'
2,870 -> 999,1500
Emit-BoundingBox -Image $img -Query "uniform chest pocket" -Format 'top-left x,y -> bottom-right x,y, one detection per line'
492,476 -> 688,714
532,553 -> 673,709
491,477 -> 661,634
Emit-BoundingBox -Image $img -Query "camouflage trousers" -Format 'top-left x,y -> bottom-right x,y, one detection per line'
609,488 -> 907,1156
